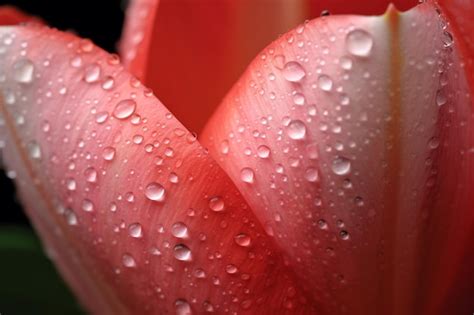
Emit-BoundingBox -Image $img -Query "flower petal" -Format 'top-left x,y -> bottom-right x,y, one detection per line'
0,5 -> 43,25
0,25 -> 310,314
120,0 -> 309,133
202,2 -> 474,314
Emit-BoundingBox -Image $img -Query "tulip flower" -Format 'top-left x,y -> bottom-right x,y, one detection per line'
0,0 -> 472,314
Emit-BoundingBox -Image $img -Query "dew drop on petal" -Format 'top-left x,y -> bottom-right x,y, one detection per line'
175,299 -> 192,315
305,167 -> 319,182
28,141 -> 41,160
346,29 -> 373,57
225,264 -> 238,274
102,146 -> 116,161
234,233 -> 251,247
128,223 -> 143,238
282,61 -> 306,82
84,167 -> 98,183
318,74 -> 333,91
240,167 -> 255,183
113,99 -> 137,120
332,157 -> 351,175
145,182 -> 166,201
287,120 -> 306,140
65,208 -> 78,226
122,253 -> 137,268
174,244 -> 192,261
171,222 -> 189,239
13,58 -> 34,83
209,196 -> 225,212
81,199 -> 94,212
83,64 -> 101,83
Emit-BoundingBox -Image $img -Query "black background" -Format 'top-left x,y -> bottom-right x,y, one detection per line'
0,0 -> 124,227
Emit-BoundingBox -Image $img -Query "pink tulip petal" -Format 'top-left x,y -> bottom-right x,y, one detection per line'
0,25 -> 311,314
120,0 -> 309,133
119,0 -> 160,81
202,2 -> 474,314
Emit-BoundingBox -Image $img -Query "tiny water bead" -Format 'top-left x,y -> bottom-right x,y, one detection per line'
128,223 -> 143,238
305,167 -> 319,182
145,182 -> 166,201
346,29 -> 373,57
257,145 -> 271,159
102,146 -> 116,161
287,120 -> 307,140
234,233 -> 252,247
175,299 -> 192,315
209,196 -> 225,212
27,141 -> 42,160
171,222 -> 189,239
81,199 -> 94,212
113,99 -> 137,120
282,61 -> 306,82
83,64 -> 101,83
240,167 -> 255,183
173,244 -> 192,261
84,167 -> 98,183
12,58 -> 35,83
122,253 -> 137,268
332,157 -> 351,175
318,74 -> 333,91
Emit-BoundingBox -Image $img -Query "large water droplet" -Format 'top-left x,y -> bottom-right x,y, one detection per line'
305,167 -> 319,182
240,167 -> 255,183
102,146 -> 116,161
113,99 -> 136,120
332,157 -> 351,175
282,61 -> 306,82
145,182 -> 166,201
84,167 -> 98,183
82,199 -> 94,212
346,29 -> 373,57
171,222 -> 189,239
128,223 -> 143,238
287,120 -> 306,140
209,196 -> 225,212
257,145 -> 270,159
13,59 -> 34,83
174,244 -> 192,261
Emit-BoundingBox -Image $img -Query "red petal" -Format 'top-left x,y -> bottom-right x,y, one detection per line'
0,5 -> 43,25
308,0 -> 418,15
202,3 -> 474,314
0,25 -> 311,314
120,0 -> 310,133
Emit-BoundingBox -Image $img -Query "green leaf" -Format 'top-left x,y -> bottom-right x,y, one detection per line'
0,226 -> 84,315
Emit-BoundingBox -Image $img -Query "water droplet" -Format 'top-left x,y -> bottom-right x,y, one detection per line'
340,56 -> 353,70
305,167 -> 319,182
282,61 -> 306,82
428,137 -> 440,149
287,120 -> 306,140
346,29 -> 373,57
27,141 -> 41,160
82,199 -> 94,212
65,208 -> 78,226
13,58 -> 34,83
83,64 -> 101,83
84,167 -> 98,183
340,230 -> 350,240
240,167 -> 255,183
318,74 -> 333,91
174,244 -> 192,261
102,76 -> 115,90
171,222 -> 189,239
257,145 -> 270,159
225,264 -> 238,274
332,157 -> 351,175
318,219 -> 328,230
66,178 -> 77,191
293,92 -> 305,105
102,146 -> 116,161
122,253 -> 136,268
442,31 -> 454,48
175,299 -> 192,315
145,182 -> 166,202
436,90 -> 447,106
234,233 -> 251,247
209,196 -> 225,212
128,223 -> 143,238
113,99 -> 136,120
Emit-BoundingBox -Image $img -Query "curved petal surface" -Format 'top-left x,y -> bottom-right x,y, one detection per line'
0,25 -> 310,314
202,3 -> 474,314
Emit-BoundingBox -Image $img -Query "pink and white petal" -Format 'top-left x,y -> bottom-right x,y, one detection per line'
202,2 -> 474,314
0,26 -> 311,314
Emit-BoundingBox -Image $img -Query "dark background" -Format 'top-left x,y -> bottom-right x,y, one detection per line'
0,0 -> 124,226
0,1 -> 124,313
